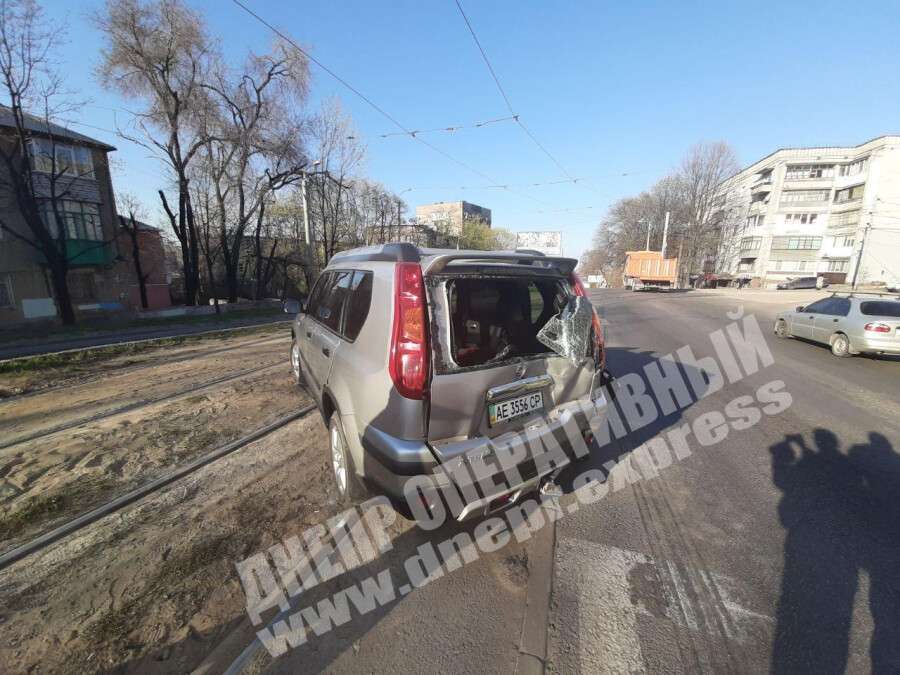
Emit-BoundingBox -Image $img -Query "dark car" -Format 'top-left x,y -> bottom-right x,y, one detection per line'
777,276 -> 827,290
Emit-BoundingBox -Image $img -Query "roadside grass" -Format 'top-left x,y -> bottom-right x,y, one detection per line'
0,323 -> 287,396
0,476 -> 118,542
0,306 -> 286,346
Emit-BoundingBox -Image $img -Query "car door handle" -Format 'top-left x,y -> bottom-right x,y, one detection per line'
322,347 -> 331,357
833,318 -> 839,322
306,331 -> 312,338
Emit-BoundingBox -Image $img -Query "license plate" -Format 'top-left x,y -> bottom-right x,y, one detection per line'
489,391 -> 544,426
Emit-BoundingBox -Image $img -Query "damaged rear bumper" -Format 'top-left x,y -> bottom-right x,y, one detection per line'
359,388 -> 609,521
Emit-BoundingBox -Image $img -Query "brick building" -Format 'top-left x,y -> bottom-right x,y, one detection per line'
0,107 -> 167,323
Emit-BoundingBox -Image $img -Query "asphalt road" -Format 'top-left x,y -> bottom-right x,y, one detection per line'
245,289 -> 899,675
547,289 -> 900,673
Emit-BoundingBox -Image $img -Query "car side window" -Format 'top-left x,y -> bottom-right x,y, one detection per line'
802,299 -> 830,313
315,271 -> 352,333
306,272 -> 331,319
832,298 -> 851,316
343,270 -> 373,341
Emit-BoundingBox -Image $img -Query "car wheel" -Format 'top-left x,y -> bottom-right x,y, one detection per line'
328,415 -> 367,504
830,333 -> 852,358
290,337 -> 303,386
775,320 -> 789,338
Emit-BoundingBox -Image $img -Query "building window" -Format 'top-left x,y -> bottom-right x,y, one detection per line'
834,184 -> 864,204
771,236 -> 823,250
0,275 -> 13,308
827,260 -> 849,272
829,210 -> 860,228
774,261 -> 783,271
780,190 -> 830,205
838,157 -> 868,177
28,138 -> 95,179
39,200 -> 103,241
740,236 -> 762,251
745,214 -> 764,228
784,213 -> 819,226
833,234 -> 855,248
784,164 -> 834,180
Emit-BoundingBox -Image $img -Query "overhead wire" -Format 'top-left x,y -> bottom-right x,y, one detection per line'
230,0 -> 558,208
452,0 -> 607,199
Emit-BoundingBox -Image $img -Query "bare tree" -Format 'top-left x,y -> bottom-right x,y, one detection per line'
585,141 -> 738,286
0,0 -> 94,324
198,39 -> 310,302
96,0 -> 216,306
674,141 -> 739,284
117,192 -> 151,309
306,100 -> 365,265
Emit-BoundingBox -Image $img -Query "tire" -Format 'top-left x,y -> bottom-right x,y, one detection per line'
290,337 -> 303,386
328,415 -> 368,504
830,333 -> 852,358
775,320 -> 789,339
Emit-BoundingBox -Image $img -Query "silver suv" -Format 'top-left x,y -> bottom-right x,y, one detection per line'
290,244 -> 607,519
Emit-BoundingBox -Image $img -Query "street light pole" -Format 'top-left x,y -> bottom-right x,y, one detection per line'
851,215 -> 872,290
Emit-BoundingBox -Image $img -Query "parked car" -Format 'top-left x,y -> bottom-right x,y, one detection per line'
290,243 -> 608,519
776,276 -> 828,290
774,293 -> 900,357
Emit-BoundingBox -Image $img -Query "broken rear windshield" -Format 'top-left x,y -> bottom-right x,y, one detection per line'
447,277 -> 568,367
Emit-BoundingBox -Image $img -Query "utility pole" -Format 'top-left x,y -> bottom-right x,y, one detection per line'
300,171 -> 311,245
645,220 -> 653,251
850,215 -> 872,290
661,211 -> 670,258
396,199 -> 402,242
676,238 -> 684,288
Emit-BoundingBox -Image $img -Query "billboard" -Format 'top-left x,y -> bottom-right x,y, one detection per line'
516,231 -> 562,256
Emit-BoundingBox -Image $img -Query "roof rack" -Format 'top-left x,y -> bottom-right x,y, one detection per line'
329,242 -> 421,263
327,243 -> 577,275
830,291 -> 899,299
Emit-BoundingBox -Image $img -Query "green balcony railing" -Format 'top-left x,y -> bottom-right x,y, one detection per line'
40,239 -> 115,267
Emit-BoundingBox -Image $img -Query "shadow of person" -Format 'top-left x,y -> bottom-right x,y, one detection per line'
770,429 -> 865,674
771,429 -> 900,675
849,432 -> 900,674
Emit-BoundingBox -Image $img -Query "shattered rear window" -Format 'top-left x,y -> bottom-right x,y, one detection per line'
447,277 -> 568,367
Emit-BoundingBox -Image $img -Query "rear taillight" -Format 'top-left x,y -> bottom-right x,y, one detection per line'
389,262 -> 430,399
864,322 -> 891,333
570,272 -> 605,369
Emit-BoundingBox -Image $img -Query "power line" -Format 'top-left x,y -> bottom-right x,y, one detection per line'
229,0 -> 554,207
362,114 -> 518,140
453,0 -> 585,187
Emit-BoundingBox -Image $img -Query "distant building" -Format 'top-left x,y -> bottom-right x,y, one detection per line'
116,216 -> 172,310
0,107 -> 139,323
415,201 -> 491,237
716,136 -> 900,288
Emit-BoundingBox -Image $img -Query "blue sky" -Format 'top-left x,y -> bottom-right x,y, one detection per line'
43,0 -> 900,262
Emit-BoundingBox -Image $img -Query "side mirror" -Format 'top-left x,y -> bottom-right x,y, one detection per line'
796,305 -> 805,312
283,299 -> 301,314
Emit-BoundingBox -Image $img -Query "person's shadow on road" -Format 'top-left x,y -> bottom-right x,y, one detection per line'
770,429 -> 900,674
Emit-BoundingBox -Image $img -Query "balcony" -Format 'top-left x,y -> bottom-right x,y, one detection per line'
750,178 -> 772,196
819,246 -> 854,259
40,239 -> 115,267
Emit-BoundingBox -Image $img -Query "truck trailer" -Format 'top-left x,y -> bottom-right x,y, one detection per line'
623,250 -> 679,291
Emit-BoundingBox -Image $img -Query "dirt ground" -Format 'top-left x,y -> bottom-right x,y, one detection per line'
0,325 -> 377,673
0,329 -> 303,553
0,413 -> 350,673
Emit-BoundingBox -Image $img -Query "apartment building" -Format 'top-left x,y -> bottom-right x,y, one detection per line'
716,136 -> 900,288
0,108 -> 167,324
414,200 -> 492,236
